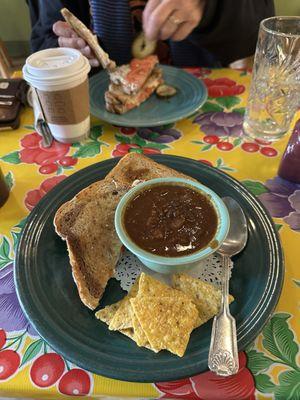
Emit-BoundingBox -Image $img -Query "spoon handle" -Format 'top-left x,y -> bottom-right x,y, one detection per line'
208,255 -> 239,376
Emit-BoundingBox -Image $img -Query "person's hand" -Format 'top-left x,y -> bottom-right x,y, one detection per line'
52,21 -> 100,67
143,0 -> 205,42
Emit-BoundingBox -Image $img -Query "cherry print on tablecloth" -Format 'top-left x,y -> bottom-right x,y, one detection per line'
0,350 -> 20,380
112,143 -> 162,157
197,158 -> 235,172
28,350 -> 92,395
24,175 -> 67,211
0,330 -> 6,349
0,125 -> 107,175
30,353 -> 65,388
193,112 -> 278,157
58,369 -> 91,396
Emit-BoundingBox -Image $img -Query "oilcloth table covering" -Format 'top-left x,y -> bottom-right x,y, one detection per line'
0,67 -> 299,399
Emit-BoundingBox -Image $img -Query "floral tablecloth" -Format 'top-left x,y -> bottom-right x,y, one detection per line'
0,68 -> 299,400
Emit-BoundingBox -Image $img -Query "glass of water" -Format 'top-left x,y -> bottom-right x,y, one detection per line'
243,16 -> 300,141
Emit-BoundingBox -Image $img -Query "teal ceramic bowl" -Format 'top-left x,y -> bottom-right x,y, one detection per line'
115,177 -> 230,274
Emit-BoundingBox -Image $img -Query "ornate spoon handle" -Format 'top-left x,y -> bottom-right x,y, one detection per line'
208,255 -> 239,376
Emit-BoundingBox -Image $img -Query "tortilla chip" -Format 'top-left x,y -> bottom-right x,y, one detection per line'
108,278 -> 140,331
119,327 -> 135,339
131,308 -> 160,352
137,273 -> 174,298
131,294 -> 198,357
131,309 -> 148,347
95,302 -> 120,324
172,273 -> 234,327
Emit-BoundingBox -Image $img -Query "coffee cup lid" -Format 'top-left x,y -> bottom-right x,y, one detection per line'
23,48 -> 91,89
25,48 -> 86,78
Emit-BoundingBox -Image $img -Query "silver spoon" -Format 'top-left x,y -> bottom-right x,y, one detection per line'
208,196 -> 248,376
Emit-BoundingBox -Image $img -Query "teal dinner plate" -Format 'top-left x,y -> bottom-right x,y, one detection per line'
89,65 -> 207,127
15,155 -> 284,383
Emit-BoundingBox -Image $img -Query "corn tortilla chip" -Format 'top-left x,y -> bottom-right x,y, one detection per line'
137,273 -> 174,298
131,294 -> 198,357
108,278 -> 140,331
95,302 -> 120,324
172,273 -> 234,327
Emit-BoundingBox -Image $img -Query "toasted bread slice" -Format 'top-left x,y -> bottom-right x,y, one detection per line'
55,180 -> 127,309
54,153 -> 197,309
105,153 -> 196,186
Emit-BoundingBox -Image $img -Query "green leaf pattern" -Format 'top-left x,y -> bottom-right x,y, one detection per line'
115,134 -> 131,144
233,137 -> 242,147
200,102 -> 224,113
89,125 -> 103,140
114,133 -> 170,151
1,151 -> 21,164
0,236 -> 13,269
4,171 -> 14,190
201,144 -> 213,151
20,339 -> 44,367
73,142 -> 101,158
276,224 -> 283,232
216,96 -> 241,109
242,180 -> 269,196
255,373 -> 276,393
232,107 -> 246,115
247,313 -> 300,398
275,370 -> 300,400
262,313 -> 299,368
72,125 -> 108,158
247,349 -> 274,375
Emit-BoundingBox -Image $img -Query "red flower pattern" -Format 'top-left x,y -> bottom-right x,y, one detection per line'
156,352 -> 255,400
204,78 -> 245,97
20,132 -> 70,165
25,175 -> 67,211
112,143 -> 161,157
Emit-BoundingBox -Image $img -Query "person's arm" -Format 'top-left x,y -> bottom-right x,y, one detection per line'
26,0 -> 91,53
189,0 -> 275,66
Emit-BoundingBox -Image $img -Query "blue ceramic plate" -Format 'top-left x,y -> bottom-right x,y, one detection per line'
89,65 -> 207,127
15,155 -> 284,383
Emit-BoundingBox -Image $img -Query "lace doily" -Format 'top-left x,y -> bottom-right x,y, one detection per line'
115,249 -> 233,292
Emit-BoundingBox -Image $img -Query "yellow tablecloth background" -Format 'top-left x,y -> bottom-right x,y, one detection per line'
0,68 -> 299,399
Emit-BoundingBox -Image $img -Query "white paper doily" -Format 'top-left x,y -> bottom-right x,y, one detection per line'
115,249 -> 233,292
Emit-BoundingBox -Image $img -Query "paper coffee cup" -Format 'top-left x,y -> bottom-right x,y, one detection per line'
23,48 -> 91,143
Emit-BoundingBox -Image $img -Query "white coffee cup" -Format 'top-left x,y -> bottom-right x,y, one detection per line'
23,48 -> 91,143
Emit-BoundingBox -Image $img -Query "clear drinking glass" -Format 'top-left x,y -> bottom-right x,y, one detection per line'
243,17 -> 300,141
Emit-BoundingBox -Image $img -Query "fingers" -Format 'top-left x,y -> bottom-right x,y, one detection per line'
80,45 -> 92,57
171,22 -> 195,41
159,19 -> 179,41
81,46 -> 100,67
89,58 -> 100,67
143,0 -> 205,42
143,0 -> 162,29
53,21 -> 77,38
58,36 -> 87,50
53,21 -> 99,67
144,0 -> 176,41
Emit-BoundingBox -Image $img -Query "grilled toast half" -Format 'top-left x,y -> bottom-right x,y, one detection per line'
54,153 -> 195,309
